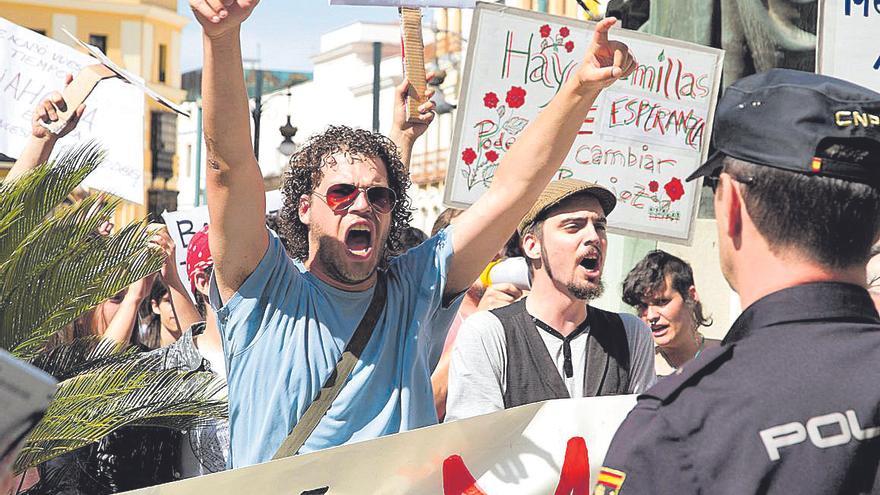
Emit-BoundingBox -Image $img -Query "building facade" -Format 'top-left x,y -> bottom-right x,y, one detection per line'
0,0 -> 188,224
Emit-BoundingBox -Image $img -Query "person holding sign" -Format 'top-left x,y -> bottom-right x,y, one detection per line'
596,70 -> 880,495
190,0 -> 636,467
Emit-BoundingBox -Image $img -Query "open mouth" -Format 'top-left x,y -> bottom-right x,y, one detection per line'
345,225 -> 373,257
651,325 -> 669,337
578,248 -> 601,271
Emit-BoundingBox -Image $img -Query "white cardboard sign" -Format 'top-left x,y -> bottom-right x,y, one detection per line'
817,0 -> 880,93
445,3 -> 724,243
122,395 -> 637,495
0,17 -> 146,204
161,190 -> 284,302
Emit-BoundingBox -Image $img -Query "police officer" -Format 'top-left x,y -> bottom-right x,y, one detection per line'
594,69 -> 880,494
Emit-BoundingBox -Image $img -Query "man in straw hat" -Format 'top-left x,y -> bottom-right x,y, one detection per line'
445,178 -> 656,421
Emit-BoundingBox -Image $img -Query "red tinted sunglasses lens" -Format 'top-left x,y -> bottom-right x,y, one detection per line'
366,187 -> 396,213
325,184 -> 358,210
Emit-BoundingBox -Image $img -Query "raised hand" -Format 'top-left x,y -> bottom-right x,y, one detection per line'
32,74 -> 85,140
190,0 -> 260,38
391,75 -> 437,145
575,17 -> 637,93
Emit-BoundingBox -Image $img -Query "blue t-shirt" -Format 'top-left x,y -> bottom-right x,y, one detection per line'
209,227 -> 460,468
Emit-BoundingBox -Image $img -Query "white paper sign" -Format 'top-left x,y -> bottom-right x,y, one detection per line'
121,395 -> 637,495
161,190 -> 284,301
817,0 -> 880,93
0,17 -> 146,204
330,0 -> 476,7
445,4 -> 724,243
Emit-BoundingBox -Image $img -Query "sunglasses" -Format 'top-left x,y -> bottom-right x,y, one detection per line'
313,184 -> 397,214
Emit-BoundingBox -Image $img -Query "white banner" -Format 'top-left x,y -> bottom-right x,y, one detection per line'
0,17 -> 145,204
817,0 -> 880,93
122,395 -> 637,495
161,190 -> 284,302
445,3 -> 724,243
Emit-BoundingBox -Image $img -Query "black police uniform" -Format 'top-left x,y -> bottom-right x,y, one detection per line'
597,283 -> 880,494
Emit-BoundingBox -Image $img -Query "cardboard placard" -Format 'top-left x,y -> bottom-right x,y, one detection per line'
445,3 -> 724,243
817,0 -> 880,93
400,7 -> 428,122
121,395 -> 637,495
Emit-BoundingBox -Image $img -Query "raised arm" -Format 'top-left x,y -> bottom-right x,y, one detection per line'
445,18 -> 636,295
5,74 -> 85,183
190,0 -> 266,303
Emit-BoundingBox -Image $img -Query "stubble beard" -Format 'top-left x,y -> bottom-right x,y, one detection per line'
312,225 -> 387,286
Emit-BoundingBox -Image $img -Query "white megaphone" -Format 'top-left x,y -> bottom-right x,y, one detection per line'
479,257 -> 531,291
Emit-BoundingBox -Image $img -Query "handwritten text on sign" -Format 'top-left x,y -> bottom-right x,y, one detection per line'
445,4 -> 723,242
0,17 -> 145,204
817,0 -> 880,93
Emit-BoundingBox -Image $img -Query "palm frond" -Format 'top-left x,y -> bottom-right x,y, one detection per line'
0,215 -> 163,358
14,355 -> 227,472
30,337 -> 139,381
0,142 -> 104,263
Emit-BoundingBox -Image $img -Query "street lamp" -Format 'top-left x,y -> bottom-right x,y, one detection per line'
278,89 -> 298,156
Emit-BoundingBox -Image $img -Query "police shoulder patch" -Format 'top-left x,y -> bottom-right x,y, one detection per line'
639,343 -> 733,405
593,467 -> 626,494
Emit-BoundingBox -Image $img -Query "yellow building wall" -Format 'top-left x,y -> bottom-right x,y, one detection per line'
0,1 -> 186,227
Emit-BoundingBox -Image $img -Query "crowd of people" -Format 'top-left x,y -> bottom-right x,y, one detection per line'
3,0 -> 879,493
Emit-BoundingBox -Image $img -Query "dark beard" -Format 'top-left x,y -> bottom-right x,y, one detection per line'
569,279 -> 604,300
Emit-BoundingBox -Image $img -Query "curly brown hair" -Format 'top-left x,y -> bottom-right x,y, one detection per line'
279,125 -> 413,265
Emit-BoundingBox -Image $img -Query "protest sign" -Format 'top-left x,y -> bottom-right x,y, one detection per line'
122,395 -> 637,495
445,3 -> 724,243
330,0 -> 476,7
0,349 -> 56,460
817,0 -> 880,92
0,17 -> 146,204
161,190 -> 284,301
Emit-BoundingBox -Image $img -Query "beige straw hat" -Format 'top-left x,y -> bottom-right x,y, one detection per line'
517,178 -> 617,235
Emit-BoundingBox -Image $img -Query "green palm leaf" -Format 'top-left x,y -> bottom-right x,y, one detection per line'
0,143 -> 229,483
14,355 -> 227,472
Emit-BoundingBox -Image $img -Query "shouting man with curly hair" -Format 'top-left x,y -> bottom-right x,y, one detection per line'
191,0 -> 637,467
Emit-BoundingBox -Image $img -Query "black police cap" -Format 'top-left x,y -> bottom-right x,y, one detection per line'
687,69 -> 880,186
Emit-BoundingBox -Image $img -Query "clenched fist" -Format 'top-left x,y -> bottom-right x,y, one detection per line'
190,0 -> 260,39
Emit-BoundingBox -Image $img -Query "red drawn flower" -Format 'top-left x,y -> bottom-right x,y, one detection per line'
485,150 -> 499,162
483,91 -> 499,109
648,180 -> 659,193
506,86 -> 527,109
559,26 -> 570,38
664,177 -> 685,202
564,40 -> 575,53
540,24 -> 552,38
462,148 -> 477,165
